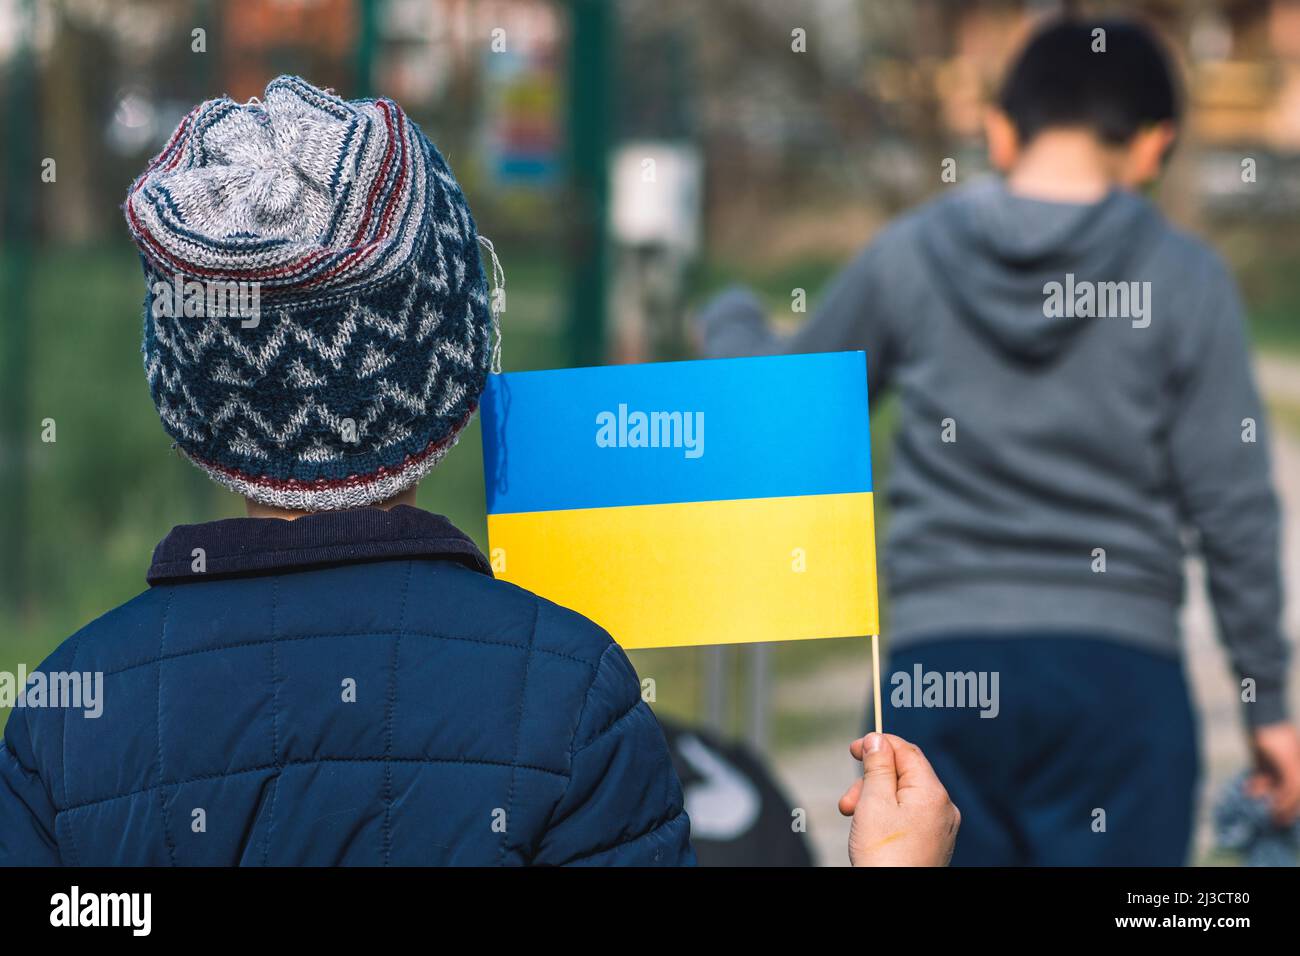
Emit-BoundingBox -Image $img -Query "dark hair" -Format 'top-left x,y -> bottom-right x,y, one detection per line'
998,18 -> 1181,145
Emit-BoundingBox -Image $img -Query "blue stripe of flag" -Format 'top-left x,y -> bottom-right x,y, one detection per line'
482,352 -> 872,515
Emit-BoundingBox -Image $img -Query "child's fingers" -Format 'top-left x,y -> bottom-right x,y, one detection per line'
859,733 -> 899,806
886,734 -> 948,802
838,777 -> 864,816
851,733 -> 947,808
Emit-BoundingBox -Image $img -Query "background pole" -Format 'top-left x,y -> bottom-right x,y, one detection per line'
565,0 -> 613,368
354,0 -> 378,97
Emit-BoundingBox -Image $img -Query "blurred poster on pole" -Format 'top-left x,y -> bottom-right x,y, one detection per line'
482,12 -> 561,188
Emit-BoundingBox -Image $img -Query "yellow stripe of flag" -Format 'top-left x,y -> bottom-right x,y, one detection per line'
488,492 -> 878,649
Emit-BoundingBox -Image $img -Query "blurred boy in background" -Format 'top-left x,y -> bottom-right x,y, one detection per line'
699,17 -> 1300,865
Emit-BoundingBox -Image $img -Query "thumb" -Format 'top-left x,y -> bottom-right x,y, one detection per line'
859,732 -> 899,807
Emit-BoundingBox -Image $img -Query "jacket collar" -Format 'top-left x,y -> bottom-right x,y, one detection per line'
147,505 -> 492,585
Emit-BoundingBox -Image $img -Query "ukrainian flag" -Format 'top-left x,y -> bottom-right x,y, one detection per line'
481,352 -> 878,650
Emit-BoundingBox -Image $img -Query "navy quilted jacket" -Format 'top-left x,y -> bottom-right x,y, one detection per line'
0,507 -> 694,866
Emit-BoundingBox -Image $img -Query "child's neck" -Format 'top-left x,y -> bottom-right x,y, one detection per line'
1005,129 -> 1123,204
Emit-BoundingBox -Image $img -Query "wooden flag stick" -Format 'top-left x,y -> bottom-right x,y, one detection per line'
871,634 -> 883,735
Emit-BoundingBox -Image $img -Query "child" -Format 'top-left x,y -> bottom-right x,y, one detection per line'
0,77 -> 694,865
698,18 -> 1300,865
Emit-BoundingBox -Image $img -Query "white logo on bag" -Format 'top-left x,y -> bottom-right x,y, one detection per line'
677,734 -> 760,840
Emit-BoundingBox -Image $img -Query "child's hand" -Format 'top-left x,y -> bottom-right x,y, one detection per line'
1248,722 -> 1300,824
839,733 -> 960,866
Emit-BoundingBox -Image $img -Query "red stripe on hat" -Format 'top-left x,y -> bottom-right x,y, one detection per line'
127,104 -> 416,291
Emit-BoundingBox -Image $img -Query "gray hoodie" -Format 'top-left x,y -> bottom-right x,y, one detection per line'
698,178 -> 1289,725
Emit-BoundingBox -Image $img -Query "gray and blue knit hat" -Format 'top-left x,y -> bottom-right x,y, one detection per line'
125,76 -> 496,511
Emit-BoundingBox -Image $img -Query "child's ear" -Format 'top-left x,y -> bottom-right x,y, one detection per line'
984,108 -> 1019,173
1124,122 -> 1178,187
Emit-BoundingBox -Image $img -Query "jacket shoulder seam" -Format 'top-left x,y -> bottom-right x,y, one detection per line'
570,642 -> 621,755
573,695 -> 642,757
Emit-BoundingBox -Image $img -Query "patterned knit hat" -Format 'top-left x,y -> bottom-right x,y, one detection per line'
125,76 -> 497,511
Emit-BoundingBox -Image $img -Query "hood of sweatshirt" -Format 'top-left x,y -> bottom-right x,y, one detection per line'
919,178 -> 1164,364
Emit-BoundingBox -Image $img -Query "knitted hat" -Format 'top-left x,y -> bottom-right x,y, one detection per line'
125,76 -> 497,511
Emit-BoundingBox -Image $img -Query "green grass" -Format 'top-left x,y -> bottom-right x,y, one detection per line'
1217,228 -> 1300,356
690,256 -> 842,306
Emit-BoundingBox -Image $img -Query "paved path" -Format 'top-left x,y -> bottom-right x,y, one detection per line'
1259,355 -> 1300,406
770,357 -> 1300,866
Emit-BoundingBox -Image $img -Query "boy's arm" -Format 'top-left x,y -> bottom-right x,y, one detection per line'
1167,266 -> 1290,728
695,244 -> 896,398
0,712 -> 61,865
533,643 -> 695,866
